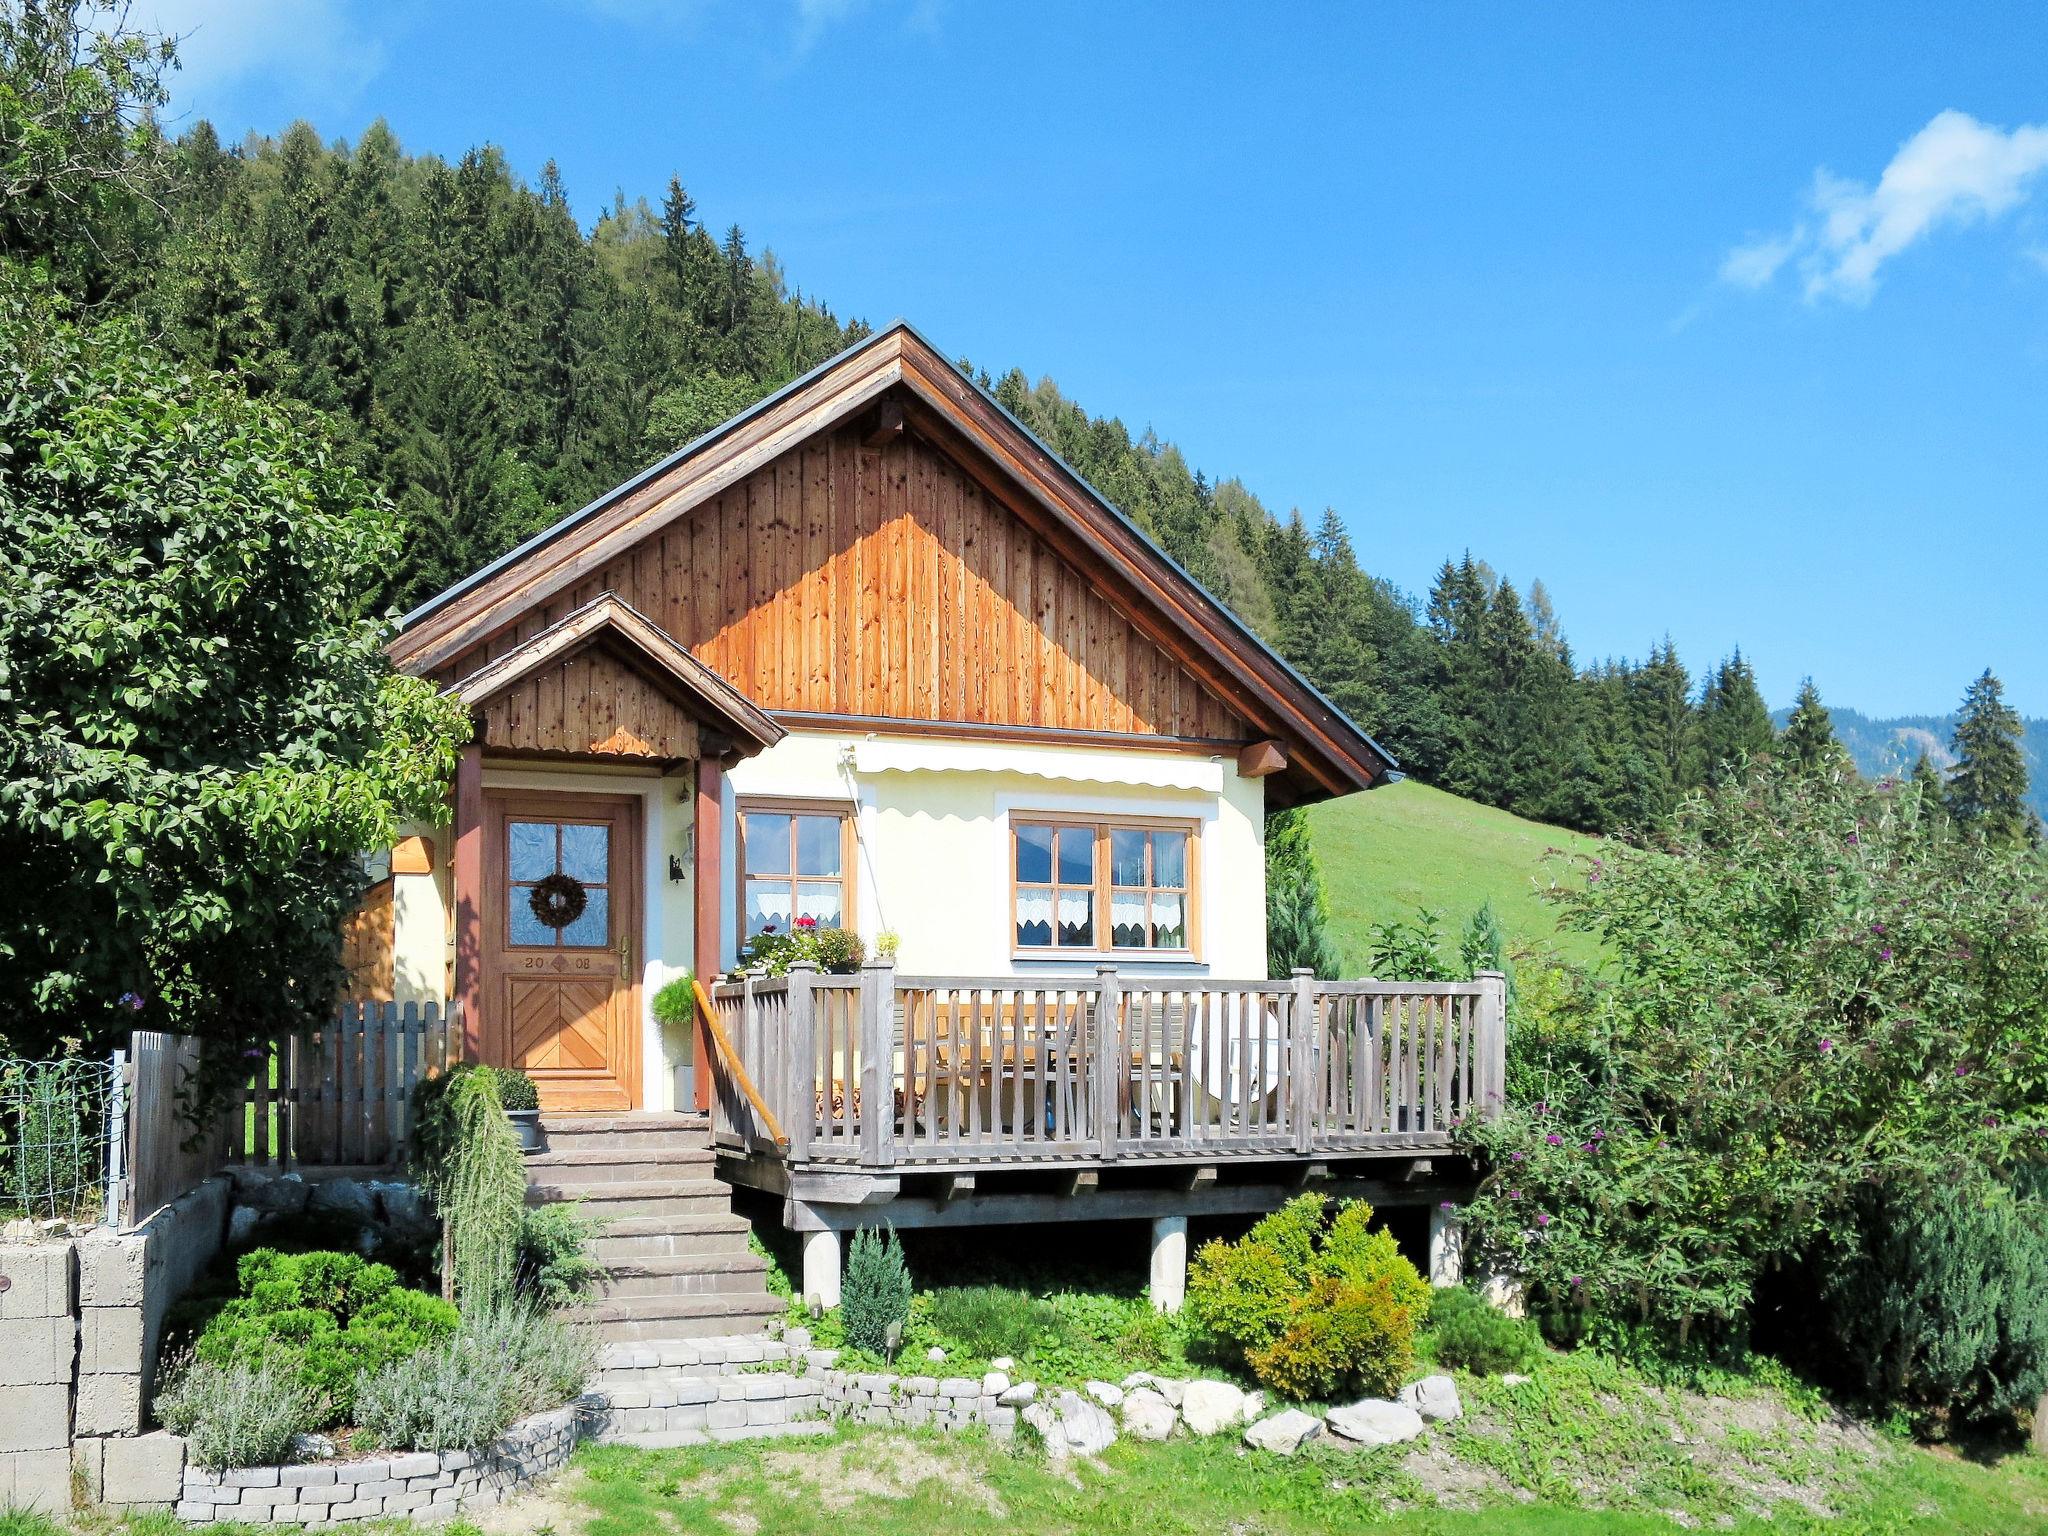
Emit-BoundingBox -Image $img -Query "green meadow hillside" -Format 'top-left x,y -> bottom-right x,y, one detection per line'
1305,779 -> 1607,972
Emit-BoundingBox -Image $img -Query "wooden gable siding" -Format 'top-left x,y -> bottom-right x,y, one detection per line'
474,642 -> 702,761
439,428 -> 1248,742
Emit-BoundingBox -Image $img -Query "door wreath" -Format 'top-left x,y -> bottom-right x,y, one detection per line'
528,871 -> 589,931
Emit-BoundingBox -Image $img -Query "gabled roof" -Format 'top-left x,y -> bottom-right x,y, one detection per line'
446,593 -> 784,757
394,322 -> 1397,802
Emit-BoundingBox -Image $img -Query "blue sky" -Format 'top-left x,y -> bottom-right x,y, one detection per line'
145,1 -> 2048,716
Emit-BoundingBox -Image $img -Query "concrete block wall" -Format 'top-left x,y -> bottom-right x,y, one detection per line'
0,1243 -> 79,1511
76,1176 -> 230,1438
0,1174 -> 229,1515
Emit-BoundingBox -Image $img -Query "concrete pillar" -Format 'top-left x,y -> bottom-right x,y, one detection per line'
802,1227 -> 842,1310
1149,1215 -> 1188,1313
1428,1204 -> 1464,1288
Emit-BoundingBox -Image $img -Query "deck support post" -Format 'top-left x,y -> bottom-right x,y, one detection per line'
1149,1214 -> 1188,1313
786,961 -> 816,1162
1474,970 -> 1508,1120
858,960 -> 896,1168
1289,968 -> 1317,1153
1428,1203 -> 1464,1288
1092,966 -> 1121,1154
799,1216 -> 842,1310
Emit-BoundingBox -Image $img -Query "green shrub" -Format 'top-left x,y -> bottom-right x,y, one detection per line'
651,974 -> 696,1028
1187,1195 -> 1430,1401
442,1068 -> 527,1310
193,1249 -> 457,1423
841,1225 -> 911,1355
927,1285 -> 1060,1358
1819,1170 -> 2048,1438
1248,1273 -> 1419,1402
353,1301 -> 596,1453
155,1355 -> 319,1471
517,1203 -> 605,1307
492,1068 -> 539,1112
1427,1286 -> 1542,1376
1460,762 -> 2048,1358
810,927 -> 865,973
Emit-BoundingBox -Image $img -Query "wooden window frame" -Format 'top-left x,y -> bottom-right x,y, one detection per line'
1010,812 -> 1201,961
736,796 -> 858,942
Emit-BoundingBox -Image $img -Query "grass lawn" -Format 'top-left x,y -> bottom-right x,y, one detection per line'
1306,779 -> 1607,972
522,1423 -> 2048,1536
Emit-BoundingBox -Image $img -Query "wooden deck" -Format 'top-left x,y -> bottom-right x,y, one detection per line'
705,965 -> 1506,1180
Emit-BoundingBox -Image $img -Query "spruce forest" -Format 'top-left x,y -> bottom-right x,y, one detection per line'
30,112 -> 2031,841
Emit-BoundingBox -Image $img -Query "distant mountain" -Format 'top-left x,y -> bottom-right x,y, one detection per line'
1769,705 -> 2048,819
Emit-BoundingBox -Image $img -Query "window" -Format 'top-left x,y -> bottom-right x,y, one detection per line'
1013,816 -> 1196,955
737,799 -> 854,940
506,818 -> 612,949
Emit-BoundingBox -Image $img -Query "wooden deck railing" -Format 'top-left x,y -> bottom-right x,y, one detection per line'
710,965 -> 1506,1169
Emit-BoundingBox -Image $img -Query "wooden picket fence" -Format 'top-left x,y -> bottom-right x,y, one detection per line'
226,1001 -> 460,1170
122,1031 -> 232,1225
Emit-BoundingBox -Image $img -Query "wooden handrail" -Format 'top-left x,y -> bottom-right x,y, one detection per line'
692,974 -> 789,1150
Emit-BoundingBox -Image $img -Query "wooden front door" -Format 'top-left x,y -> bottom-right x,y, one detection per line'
482,791 -> 641,1111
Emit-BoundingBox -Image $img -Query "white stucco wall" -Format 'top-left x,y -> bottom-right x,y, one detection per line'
384,737 -> 1270,1113
724,730 -> 1269,980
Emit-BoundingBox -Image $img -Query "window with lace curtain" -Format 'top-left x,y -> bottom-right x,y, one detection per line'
1011,815 -> 1198,957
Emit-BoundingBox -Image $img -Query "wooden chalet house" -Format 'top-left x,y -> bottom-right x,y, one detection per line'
369,323 -> 1504,1330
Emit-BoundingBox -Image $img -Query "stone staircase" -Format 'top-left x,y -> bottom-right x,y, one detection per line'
525,1114 -> 785,1345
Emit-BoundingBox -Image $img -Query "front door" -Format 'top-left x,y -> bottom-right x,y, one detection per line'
482,791 -> 642,1112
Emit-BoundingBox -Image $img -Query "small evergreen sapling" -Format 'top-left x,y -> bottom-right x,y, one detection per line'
840,1225 -> 912,1356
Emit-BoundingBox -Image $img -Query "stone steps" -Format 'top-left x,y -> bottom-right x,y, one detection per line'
570,1292 -> 784,1335
598,1252 -> 772,1298
588,1215 -> 757,1260
525,1114 -> 784,1346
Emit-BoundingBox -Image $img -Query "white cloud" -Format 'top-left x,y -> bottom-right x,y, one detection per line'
1723,110 -> 2048,303
139,0 -> 385,117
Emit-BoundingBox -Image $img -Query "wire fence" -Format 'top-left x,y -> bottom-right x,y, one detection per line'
0,1056 -> 123,1225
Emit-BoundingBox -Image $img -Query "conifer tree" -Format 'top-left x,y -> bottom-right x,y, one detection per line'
1266,808 -> 1341,980
1781,678 -> 1849,776
1945,670 -> 2037,847
1698,650 -> 1773,785
1907,750 -> 1949,831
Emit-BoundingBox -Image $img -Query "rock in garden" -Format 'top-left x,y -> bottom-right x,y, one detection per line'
997,1381 -> 1038,1408
1398,1374 -> 1463,1422
1154,1377 -> 1186,1407
1121,1371 -> 1155,1391
1024,1391 -> 1118,1458
1084,1379 -> 1124,1407
1244,1409 -> 1323,1456
306,1177 -> 375,1221
989,1356 -> 1015,1372
288,1432 -> 336,1461
238,1172 -> 311,1215
1241,1390 -> 1266,1423
1181,1379 -> 1249,1436
371,1181 -> 433,1236
1120,1388 -> 1177,1441
1326,1399 -> 1426,1447
925,1346 -> 947,1363
227,1206 -> 268,1246
1500,1373 -> 1532,1387
983,1370 -> 1011,1396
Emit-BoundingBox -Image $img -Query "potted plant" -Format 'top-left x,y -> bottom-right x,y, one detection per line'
491,1066 -> 543,1151
652,972 -> 697,1030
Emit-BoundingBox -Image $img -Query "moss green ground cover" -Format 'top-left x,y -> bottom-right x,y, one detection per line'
1306,780 -> 1606,971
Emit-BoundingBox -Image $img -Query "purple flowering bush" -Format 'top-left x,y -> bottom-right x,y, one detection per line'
1458,762 -> 2048,1367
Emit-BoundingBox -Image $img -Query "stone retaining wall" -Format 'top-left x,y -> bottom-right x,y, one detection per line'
174,1401 -> 592,1526
595,1365 -> 1016,1442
